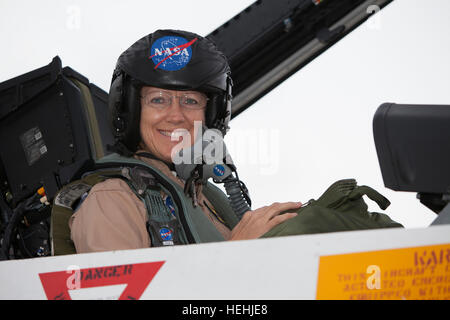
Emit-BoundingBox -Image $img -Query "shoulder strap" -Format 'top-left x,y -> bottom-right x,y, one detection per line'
51,169 -> 123,255
119,167 -> 190,247
348,185 -> 391,210
314,179 -> 391,211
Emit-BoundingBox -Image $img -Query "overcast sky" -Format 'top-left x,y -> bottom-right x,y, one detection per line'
1,0 -> 450,229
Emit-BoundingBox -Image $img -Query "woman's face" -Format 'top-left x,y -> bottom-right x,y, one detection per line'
139,86 -> 206,163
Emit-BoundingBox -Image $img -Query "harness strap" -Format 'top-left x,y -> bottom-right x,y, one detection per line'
52,154 -> 235,255
348,185 -> 391,210
120,167 -> 189,247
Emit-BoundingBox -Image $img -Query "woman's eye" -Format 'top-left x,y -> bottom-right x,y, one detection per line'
184,98 -> 198,105
151,97 -> 166,104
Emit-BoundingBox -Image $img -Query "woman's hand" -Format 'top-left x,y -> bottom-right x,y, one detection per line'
230,201 -> 302,241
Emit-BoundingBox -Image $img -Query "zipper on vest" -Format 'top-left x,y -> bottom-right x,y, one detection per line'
203,200 -> 227,226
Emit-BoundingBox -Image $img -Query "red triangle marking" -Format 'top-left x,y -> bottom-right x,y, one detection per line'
39,261 -> 165,300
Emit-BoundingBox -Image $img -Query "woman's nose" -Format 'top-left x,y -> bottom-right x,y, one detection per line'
165,99 -> 185,123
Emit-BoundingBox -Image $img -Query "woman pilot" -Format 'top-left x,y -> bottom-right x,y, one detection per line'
69,29 -> 300,253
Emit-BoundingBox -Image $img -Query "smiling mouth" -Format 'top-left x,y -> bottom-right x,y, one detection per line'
158,130 -> 173,137
158,129 -> 189,140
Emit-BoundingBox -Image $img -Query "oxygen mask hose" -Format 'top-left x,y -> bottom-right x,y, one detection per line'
222,173 -> 251,219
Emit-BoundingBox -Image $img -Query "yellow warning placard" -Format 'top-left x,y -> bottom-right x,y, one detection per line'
316,244 -> 450,300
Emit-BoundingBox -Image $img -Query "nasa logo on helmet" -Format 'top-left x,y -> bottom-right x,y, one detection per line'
150,36 -> 196,71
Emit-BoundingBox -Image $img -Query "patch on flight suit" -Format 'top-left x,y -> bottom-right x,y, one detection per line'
54,183 -> 92,209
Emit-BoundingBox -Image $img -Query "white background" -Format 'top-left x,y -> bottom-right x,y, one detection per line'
1,0 -> 450,228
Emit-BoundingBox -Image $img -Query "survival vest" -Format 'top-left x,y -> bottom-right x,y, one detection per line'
50,153 -> 240,255
50,155 -> 404,256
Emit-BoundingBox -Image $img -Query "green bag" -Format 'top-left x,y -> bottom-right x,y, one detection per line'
261,179 -> 403,238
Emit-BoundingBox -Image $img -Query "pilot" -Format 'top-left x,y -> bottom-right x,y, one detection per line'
69,29 -> 301,253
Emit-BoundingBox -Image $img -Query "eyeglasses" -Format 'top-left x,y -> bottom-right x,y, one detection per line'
141,90 -> 209,110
